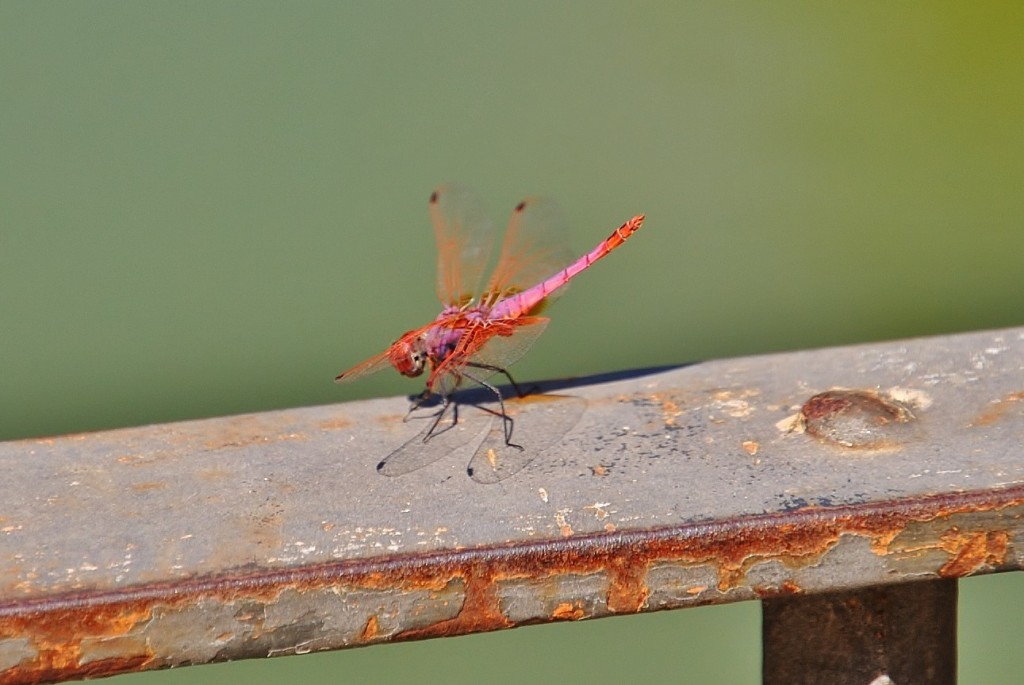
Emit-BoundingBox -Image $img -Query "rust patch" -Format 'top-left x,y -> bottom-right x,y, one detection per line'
194,414 -> 306,451
397,567 -> 512,640
753,579 -> 804,597
0,604 -> 154,684
636,390 -> 688,428
659,397 -> 683,427
172,414 -> 306,452
868,527 -> 903,555
373,413 -> 406,429
108,414 -> 309,470
554,511 -> 574,538
607,555 -> 649,613
199,467 -> 232,481
116,452 -> 175,467
551,601 -> 585,620
969,391 -> 1024,427
801,389 -> 916,449
202,432 -> 306,451
4,656 -> 153,685
317,416 -> 353,431
938,529 -> 1009,577
360,614 -> 380,642
130,482 -> 165,493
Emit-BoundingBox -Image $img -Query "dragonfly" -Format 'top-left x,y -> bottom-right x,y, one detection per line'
335,184 -> 645,454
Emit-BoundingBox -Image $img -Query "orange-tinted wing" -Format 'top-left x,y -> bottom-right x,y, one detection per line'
481,197 -> 575,307
429,184 -> 499,307
334,319 -> 437,384
333,347 -> 396,384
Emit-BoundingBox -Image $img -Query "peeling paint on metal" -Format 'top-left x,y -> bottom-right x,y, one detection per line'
2,487 -> 1022,683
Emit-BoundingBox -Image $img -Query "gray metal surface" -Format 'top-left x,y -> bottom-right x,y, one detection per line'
2,327 -> 1023,682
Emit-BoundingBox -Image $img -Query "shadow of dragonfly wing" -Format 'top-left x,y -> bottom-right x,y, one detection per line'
467,394 -> 586,484
377,407 -> 494,477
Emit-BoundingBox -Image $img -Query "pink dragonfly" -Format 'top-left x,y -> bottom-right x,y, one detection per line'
336,185 -> 644,452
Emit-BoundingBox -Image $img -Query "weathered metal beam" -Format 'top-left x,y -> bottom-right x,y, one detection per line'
2,327 -> 1023,683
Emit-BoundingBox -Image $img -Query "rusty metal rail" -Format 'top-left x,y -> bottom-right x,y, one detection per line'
2,327 -> 1023,684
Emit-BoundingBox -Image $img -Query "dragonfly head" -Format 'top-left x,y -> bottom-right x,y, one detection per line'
389,332 -> 429,378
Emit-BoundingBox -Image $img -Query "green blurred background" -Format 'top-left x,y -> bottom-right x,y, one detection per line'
2,3 -> 1022,683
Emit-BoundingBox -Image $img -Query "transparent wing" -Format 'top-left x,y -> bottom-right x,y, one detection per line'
430,184 -> 499,307
467,394 -> 587,484
482,197 -> 575,306
467,316 -> 550,372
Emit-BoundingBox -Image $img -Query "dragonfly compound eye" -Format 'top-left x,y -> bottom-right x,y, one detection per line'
389,336 -> 427,377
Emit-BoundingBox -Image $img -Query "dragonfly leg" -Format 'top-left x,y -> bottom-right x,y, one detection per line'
405,387 -> 436,418
464,361 -> 531,398
463,365 -> 523,450
421,395 -> 458,443
404,389 -> 459,441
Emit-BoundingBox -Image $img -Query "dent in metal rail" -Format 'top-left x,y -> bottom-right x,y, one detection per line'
2,327 -> 1023,683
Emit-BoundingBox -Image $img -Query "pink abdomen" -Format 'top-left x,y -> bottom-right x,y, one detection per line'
490,214 -> 645,319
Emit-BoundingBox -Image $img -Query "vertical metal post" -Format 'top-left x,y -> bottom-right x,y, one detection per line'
762,579 -> 957,685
